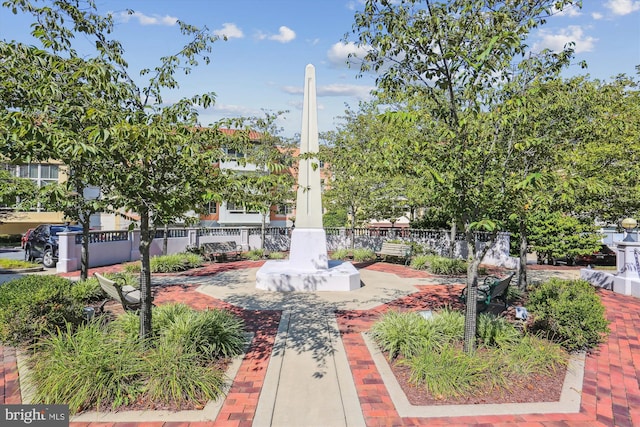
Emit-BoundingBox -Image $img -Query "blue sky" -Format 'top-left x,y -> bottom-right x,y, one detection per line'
1,1 -> 639,138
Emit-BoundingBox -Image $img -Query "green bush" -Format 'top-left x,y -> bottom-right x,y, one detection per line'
353,248 -> 375,262
30,303 -> 246,414
122,254 -> 202,273
69,277 -> 106,304
500,334 -> 567,376
268,251 -> 286,260
429,307 -> 465,343
401,343 -> 491,398
369,311 -> 438,360
428,256 -> 467,275
112,303 -> 246,359
246,249 -> 264,260
410,255 -> 430,270
141,338 -> 226,407
0,275 -> 84,346
330,248 -> 350,260
29,322 -> 144,413
526,278 -> 609,352
150,253 -> 203,273
476,313 -> 521,348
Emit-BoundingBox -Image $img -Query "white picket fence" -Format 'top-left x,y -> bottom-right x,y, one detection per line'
56,227 -> 516,273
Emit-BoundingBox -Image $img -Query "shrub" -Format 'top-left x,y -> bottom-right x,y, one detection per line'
476,313 -> 521,348
150,253 -> 203,273
410,255 -> 430,270
526,278 -> 609,352
69,277 -> 106,304
112,303 -> 246,359
28,322 -> 144,413
353,248 -> 375,262
401,343 -> 491,399
141,338 -> 226,408
500,334 -> 567,376
246,249 -> 264,260
369,311 -> 438,360
428,307 -> 465,344
122,262 -> 141,273
268,251 -> 286,260
330,248 -> 350,260
428,256 -> 466,275
0,275 -> 84,345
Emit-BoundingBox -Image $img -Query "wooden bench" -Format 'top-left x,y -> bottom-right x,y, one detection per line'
95,272 -> 142,312
201,241 -> 243,262
376,242 -> 412,265
460,272 -> 515,315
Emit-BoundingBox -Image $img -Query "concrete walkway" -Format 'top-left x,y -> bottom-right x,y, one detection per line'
2,261 -> 638,426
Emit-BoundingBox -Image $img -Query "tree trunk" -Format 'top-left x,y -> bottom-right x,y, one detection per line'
139,208 -> 153,341
517,220 -> 528,291
261,212 -> 267,250
349,204 -> 356,251
162,223 -> 169,255
462,231 -> 479,354
449,220 -> 457,258
80,212 -> 90,281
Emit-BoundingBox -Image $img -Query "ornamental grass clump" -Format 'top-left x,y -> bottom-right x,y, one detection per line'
352,248 -> 375,262
150,252 -> 203,272
369,311 -> 441,360
28,302 -> 246,414
330,248 -> 350,260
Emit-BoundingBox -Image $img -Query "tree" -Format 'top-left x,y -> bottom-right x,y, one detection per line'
0,0 -> 255,341
349,0 -> 580,352
0,169 -> 38,223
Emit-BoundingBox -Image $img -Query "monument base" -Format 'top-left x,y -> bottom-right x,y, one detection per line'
256,259 -> 361,292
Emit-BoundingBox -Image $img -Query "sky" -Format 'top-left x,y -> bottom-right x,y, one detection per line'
1,0 -> 639,138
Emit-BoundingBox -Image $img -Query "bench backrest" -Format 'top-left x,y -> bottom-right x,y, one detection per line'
379,242 -> 412,256
485,272 -> 515,303
95,272 -> 141,310
95,272 -> 123,302
201,241 -> 239,253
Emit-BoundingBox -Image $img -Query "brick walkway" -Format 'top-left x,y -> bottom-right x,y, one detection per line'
2,261 -> 639,426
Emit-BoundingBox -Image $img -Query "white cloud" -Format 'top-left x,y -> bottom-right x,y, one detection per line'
592,12 -> 604,20
213,23 -> 244,39
605,0 -> 640,15
327,41 -> 369,67
113,11 -> 177,26
533,26 -> 597,54
269,26 -> 296,43
255,26 -> 296,43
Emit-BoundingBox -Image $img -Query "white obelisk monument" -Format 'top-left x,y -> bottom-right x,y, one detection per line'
256,64 -> 360,291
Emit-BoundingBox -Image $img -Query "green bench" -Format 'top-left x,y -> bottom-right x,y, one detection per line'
460,272 -> 515,315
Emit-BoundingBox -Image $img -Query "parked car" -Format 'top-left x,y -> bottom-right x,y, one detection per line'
24,224 -> 83,268
20,228 -> 33,249
575,244 -> 617,266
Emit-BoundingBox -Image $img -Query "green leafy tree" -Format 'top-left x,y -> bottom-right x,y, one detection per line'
0,169 -> 39,223
0,0 -> 252,341
350,0 -> 580,352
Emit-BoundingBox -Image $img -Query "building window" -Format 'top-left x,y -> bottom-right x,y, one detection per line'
225,148 -> 245,159
276,204 -> 293,215
207,202 -> 217,214
226,201 -> 245,213
16,164 -> 58,187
